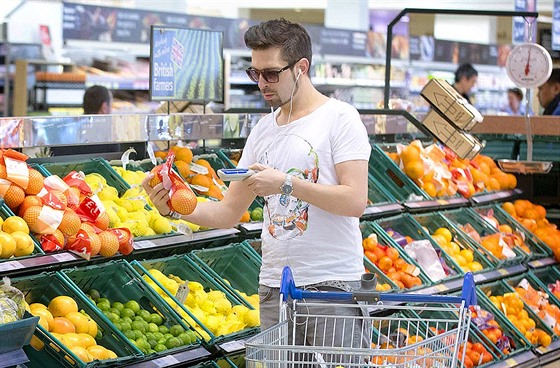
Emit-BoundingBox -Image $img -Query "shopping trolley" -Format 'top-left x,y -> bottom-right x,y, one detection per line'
245,267 -> 477,368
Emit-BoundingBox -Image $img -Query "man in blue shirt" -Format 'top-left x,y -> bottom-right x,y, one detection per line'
538,68 -> 560,116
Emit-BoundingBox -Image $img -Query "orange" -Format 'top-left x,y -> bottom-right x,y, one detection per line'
239,211 -> 251,223
50,317 -> 76,334
59,208 -> 81,236
97,231 -> 119,257
498,224 -> 513,233
362,237 -> 376,251
52,229 -> 65,248
378,256 -> 393,271
0,164 -> 6,179
514,200 -> 532,218
400,145 -> 421,164
492,172 -> 510,190
175,147 -> 193,164
48,296 -> 78,317
194,159 -> 213,172
154,150 -> 168,160
506,173 -> 517,189
206,185 -> 224,200
65,311 -> 90,334
404,160 -> 424,180
148,166 -> 162,187
421,181 -> 437,197
171,188 -> 198,215
25,168 -> 44,195
487,177 -> 500,191
534,205 -> 547,220
524,208 -> 540,221
385,247 -> 400,261
191,174 -> 213,189
94,211 -> 109,230
69,345 -> 93,363
2,216 -> 29,234
49,189 -> 68,210
80,223 -> 97,234
18,195 -> 43,217
77,333 -> 96,349
88,232 -> 101,256
174,160 -> 191,179
387,152 -> 400,165
3,184 -> 25,210
502,202 -> 516,217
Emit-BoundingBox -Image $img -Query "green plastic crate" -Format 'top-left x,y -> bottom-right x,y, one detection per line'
59,260 -> 201,357
503,273 -> 560,337
473,204 -> 552,260
472,289 -> 531,358
529,266 -> 560,305
477,280 -> 555,348
410,303 -> 502,366
368,144 -> 428,202
440,208 -> 526,267
0,313 -> 39,354
11,271 -> 141,368
132,256 -> 259,345
216,149 -> 243,169
0,204 -> 44,260
40,158 -> 131,197
372,214 -> 463,281
189,242 -> 261,307
360,221 -> 431,290
367,175 -> 398,206
413,212 -> 497,272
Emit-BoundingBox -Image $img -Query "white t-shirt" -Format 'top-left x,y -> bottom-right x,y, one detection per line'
238,98 -> 371,287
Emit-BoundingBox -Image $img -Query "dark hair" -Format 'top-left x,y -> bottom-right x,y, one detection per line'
546,68 -> 560,84
455,63 -> 478,83
244,18 -> 312,67
83,85 -> 111,114
508,87 -> 523,101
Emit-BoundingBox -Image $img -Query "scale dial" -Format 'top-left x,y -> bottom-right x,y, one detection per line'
506,43 -> 553,88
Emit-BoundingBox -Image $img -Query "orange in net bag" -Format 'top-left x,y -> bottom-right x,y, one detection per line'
149,151 -> 197,215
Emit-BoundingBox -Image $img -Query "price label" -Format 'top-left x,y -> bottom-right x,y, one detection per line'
134,240 -> 157,250
504,357 -> 518,367
51,252 -> 76,262
530,260 -> 543,268
436,284 -> 448,292
219,340 -> 245,353
153,355 -> 180,366
498,269 -> 508,276
175,282 -> 189,304
0,261 -> 24,272
436,199 -> 449,205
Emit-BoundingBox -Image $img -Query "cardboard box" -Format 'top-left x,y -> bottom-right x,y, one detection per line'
422,109 -> 484,160
421,79 -> 482,132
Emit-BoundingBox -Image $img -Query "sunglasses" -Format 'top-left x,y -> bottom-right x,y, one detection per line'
245,61 -> 297,83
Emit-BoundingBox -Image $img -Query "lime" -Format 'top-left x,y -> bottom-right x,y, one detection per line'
147,349 -> 156,355
157,337 -> 167,345
96,330 -> 103,340
165,337 -> 182,349
178,332 -> 192,345
154,332 -> 164,340
97,297 -> 110,305
150,313 -> 163,325
121,317 -> 133,325
111,301 -> 124,311
186,330 -> 196,342
251,207 -> 264,221
148,339 -> 157,349
138,310 -> 152,322
134,316 -> 144,322
154,343 -> 167,352
120,308 -> 136,319
108,307 -> 122,317
131,320 -> 146,333
124,300 -> 141,314
113,321 -> 123,331
158,325 -> 169,334
164,333 -> 173,340
148,323 -> 159,333
97,301 -> 111,311
169,324 -> 185,337
87,289 -> 101,302
106,312 -> 120,324
133,330 -> 145,340
124,330 -> 136,340
120,321 -> 132,332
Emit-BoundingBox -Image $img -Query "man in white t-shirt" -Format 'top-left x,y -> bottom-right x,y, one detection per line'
143,18 -> 371,362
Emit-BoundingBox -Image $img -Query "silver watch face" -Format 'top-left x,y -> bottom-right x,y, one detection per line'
281,182 -> 293,195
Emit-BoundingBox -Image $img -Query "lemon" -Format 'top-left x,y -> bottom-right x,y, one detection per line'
2,216 -> 30,234
434,227 -> 453,243
244,309 -> 260,327
151,217 -> 173,234
459,249 -> 474,263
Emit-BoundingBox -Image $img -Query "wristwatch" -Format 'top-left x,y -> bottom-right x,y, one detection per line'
280,174 -> 293,196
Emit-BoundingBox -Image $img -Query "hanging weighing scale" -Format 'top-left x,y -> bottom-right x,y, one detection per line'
499,36 -> 554,174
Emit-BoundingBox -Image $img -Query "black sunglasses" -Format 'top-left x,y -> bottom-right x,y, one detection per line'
245,61 -> 297,83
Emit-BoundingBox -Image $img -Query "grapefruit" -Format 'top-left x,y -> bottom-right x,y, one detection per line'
65,311 -> 90,334
170,188 -> 197,215
11,231 -> 35,257
50,317 -> 76,334
48,296 -> 78,317
2,216 -> 30,234
0,232 -> 16,258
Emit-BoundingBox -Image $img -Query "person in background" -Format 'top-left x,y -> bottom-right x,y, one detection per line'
453,63 -> 478,104
142,18 -> 372,363
83,85 -> 112,114
503,87 -> 529,116
537,68 -> 560,116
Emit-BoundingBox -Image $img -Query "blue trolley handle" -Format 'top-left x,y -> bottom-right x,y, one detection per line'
280,266 -> 477,307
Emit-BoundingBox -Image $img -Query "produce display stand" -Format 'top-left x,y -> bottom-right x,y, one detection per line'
0,111 -> 559,367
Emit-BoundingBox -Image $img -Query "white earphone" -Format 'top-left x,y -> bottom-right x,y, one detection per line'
296,69 -> 302,82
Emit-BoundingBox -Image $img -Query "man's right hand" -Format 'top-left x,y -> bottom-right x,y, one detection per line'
142,173 -> 172,216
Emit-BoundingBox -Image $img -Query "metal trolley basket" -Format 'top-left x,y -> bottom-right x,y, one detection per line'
245,267 -> 477,368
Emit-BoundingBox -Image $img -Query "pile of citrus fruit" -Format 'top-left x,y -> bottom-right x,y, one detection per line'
429,227 -> 484,273
0,216 -> 35,258
29,295 -> 118,362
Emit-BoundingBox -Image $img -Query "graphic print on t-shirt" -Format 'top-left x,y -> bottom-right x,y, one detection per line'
261,133 -> 319,240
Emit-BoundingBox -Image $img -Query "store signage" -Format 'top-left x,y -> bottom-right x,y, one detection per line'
554,0 -> 560,51
149,26 -> 224,102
